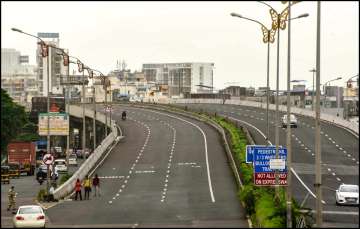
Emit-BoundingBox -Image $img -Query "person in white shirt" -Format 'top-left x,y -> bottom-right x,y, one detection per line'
48,186 -> 55,202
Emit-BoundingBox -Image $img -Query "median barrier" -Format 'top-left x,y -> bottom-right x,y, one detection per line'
53,106 -> 119,200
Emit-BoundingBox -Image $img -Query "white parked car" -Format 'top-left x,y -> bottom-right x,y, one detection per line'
13,205 -> 46,228
336,184 -> 359,205
281,114 -> 298,128
68,154 -> 78,166
54,159 -> 67,173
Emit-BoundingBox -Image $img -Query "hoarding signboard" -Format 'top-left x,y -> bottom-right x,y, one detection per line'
38,113 -> 69,136
254,172 -> 287,186
246,145 -> 283,163
253,147 -> 287,186
253,147 -> 287,173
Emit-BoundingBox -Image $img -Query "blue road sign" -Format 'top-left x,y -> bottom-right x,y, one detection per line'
253,147 -> 287,173
246,145 -> 283,163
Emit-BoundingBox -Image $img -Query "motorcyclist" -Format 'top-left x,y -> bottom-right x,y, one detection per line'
36,167 -> 46,185
122,111 -> 127,120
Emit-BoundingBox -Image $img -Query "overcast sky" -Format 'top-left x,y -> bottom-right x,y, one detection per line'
2,1 -> 359,90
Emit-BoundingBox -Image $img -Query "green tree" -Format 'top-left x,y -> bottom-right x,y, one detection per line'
1,89 -> 28,153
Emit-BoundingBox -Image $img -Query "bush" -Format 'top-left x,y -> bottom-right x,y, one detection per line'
59,172 -> 73,186
239,184 -> 256,215
37,189 -> 46,202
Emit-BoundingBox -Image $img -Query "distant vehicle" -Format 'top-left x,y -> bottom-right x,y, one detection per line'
122,111 -> 127,120
336,184 -> 359,205
36,165 -> 58,182
8,163 -> 21,179
68,154 -> 78,166
53,146 -> 64,158
13,205 -> 46,228
129,97 -> 141,102
54,159 -> 67,173
281,114 -> 298,128
7,141 -> 36,176
75,149 -> 83,158
1,166 -> 10,184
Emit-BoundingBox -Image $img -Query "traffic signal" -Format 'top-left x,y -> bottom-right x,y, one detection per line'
77,61 -> 83,72
63,55 -> 69,66
40,43 -> 48,57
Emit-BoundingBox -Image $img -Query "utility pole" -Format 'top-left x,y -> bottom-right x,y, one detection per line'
315,1 -> 323,227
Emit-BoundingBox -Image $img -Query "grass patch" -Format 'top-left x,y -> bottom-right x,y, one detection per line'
37,188 -> 46,202
59,172 -> 73,186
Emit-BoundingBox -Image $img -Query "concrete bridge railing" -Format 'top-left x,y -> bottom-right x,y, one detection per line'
160,98 -> 358,136
53,105 -> 118,199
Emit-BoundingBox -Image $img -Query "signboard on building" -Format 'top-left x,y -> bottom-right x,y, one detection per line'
253,147 -> 287,186
38,113 -> 69,136
19,55 -> 29,63
37,32 -> 59,38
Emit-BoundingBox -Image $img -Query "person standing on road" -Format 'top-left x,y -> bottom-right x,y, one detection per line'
83,175 -> 92,200
92,174 -> 100,197
75,178 -> 82,201
7,186 -> 17,211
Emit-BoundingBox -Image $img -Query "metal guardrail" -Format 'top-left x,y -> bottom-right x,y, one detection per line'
53,106 -> 118,199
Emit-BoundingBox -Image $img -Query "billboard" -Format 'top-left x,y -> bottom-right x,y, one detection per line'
253,147 -> 287,186
37,32 -> 59,38
38,113 -> 69,136
19,55 -> 29,63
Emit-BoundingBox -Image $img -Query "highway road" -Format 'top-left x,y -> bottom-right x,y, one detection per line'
172,103 -> 359,228
44,105 -> 249,227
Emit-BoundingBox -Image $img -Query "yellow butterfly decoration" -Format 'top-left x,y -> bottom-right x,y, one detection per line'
261,26 -> 276,43
270,7 -> 289,31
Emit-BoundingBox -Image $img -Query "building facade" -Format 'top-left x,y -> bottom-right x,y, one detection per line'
142,62 -> 214,97
36,32 -> 68,97
1,48 -> 39,110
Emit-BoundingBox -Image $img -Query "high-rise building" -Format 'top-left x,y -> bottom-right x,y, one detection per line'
36,32 -> 68,96
142,62 -> 214,97
1,48 -> 38,110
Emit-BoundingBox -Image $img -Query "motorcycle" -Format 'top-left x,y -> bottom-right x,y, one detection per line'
122,111 -> 127,120
37,176 -> 44,185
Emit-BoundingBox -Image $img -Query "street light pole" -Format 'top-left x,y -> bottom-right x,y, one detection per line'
286,1 -> 292,227
46,46 -> 51,194
93,83 -> 96,151
315,1 -> 322,227
11,28 -> 58,194
82,69 -> 86,157
310,68 -> 316,110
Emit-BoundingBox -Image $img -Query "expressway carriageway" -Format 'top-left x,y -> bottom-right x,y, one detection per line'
44,105 -> 249,227
173,103 -> 359,228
